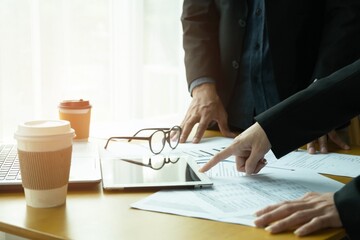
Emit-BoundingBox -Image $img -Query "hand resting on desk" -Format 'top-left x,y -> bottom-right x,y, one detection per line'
306,130 -> 350,154
179,83 -> 236,144
254,192 -> 342,236
199,122 -> 344,237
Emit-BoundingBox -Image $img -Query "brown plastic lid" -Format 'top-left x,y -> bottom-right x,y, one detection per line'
58,99 -> 92,109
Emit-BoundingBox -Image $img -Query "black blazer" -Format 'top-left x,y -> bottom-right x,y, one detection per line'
181,0 -> 360,107
256,59 -> 360,158
255,59 -> 360,239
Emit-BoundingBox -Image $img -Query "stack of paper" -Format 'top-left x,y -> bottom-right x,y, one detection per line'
131,137 -> 356,226
132,168 -> 343,226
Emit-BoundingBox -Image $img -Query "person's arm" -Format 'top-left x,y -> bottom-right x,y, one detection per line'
256,59 -> 360,158
200,59 -> 360,237
181,0 -> 221,86
312,0 -> 360,79
188,77 -> 215,96
180,1 -> 235,143
304,0 -> 360,153
334,176 -> 360,240
201,59 -> 360,173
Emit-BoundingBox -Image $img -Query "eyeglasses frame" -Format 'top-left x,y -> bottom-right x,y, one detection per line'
104,126 -> 182,155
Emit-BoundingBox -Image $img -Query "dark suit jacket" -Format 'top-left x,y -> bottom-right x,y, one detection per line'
255,59 -> 360,239
181,0 -> 360,107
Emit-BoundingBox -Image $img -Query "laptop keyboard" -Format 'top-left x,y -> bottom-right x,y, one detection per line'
0,144 -> 21,181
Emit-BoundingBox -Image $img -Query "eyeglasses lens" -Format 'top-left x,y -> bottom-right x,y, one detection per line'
169,127 -> 181,148
150,130 -> 166,154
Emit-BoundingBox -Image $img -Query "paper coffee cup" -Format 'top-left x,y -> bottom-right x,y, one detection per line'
59,99 -> 92,141
14,120 -> 75,208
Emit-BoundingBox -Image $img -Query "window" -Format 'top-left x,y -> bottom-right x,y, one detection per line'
0,0 -> 189,141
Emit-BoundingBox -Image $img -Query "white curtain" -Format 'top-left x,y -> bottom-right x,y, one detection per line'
0,0 -> 189,141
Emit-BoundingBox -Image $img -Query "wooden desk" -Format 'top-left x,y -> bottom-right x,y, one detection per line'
0,133 -> 355,240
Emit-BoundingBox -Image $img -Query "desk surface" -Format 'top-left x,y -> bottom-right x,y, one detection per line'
0,132 -> 356,240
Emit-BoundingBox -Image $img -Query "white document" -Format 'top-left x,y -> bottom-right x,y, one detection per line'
131,167 -> 344,226
174,137 -> 234,160
175,137 -> 360,178
266,149 -> 360,177
173,137 -> 242,177
104,136 -> 359,177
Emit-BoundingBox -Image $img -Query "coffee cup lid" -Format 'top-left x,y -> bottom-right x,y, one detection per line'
58,99 -> 91,109
14,120 -> 75,138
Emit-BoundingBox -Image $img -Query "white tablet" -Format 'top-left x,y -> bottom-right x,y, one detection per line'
100,153 -> 213,190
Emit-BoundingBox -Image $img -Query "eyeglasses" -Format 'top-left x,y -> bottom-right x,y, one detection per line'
118,155 -> 180,170
104,126 -> 182,154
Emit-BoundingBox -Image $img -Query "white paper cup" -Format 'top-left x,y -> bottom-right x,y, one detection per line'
14,120 -> 75,208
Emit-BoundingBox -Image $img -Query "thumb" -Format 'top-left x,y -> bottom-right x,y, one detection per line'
244,150 -> 265,175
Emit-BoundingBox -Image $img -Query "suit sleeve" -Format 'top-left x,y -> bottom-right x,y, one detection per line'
312,0 -> 360,79
255,59 -> 360,158
334,176 -> 360,240
181,0 -> 221,87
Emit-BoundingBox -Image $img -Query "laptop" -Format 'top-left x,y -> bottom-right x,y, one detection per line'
0,141 -> 102,190
99,144 -> 213,190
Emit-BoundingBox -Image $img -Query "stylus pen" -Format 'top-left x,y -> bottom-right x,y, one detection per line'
196,159 -> 234,164
264,165 -> 295,171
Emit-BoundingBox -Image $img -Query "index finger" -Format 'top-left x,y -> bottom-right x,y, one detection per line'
199,147 -> 233,172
